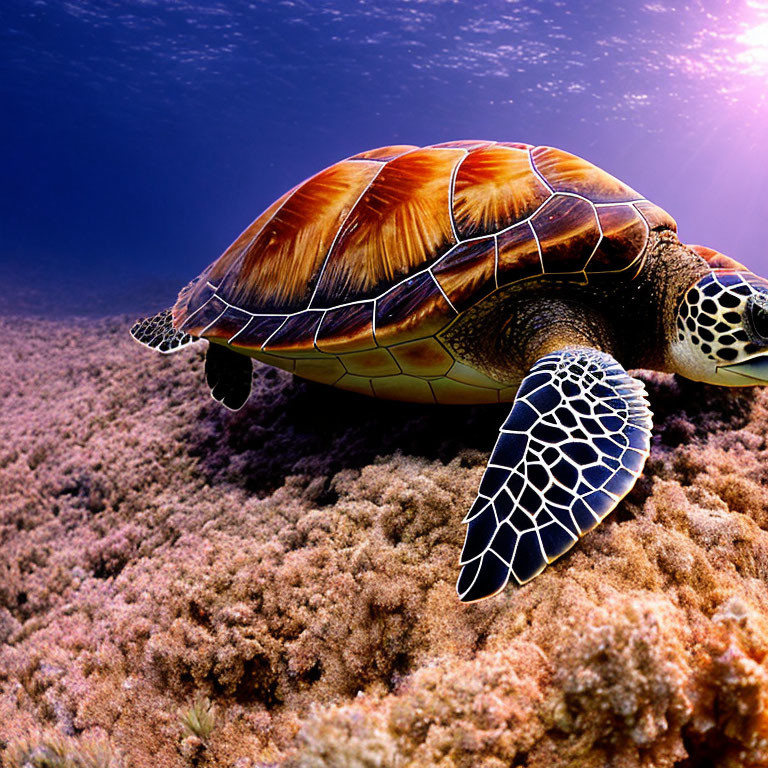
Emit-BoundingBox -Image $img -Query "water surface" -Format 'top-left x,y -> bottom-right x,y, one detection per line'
3,0 -> 767,315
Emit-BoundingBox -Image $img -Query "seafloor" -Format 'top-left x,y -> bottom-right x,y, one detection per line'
2,315 -> 768,768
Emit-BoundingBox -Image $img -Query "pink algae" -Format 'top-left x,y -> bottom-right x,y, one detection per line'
2,315 -> 768,766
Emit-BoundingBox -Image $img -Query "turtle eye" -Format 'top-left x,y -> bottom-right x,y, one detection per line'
747,294 -> 768,344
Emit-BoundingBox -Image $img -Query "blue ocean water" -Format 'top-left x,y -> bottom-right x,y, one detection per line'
2,0 -> 767,315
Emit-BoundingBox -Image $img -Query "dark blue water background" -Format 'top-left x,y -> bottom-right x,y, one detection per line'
2,0 -> 767,315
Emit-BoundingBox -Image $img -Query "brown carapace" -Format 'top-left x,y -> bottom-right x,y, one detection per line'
170,140 -> 674,404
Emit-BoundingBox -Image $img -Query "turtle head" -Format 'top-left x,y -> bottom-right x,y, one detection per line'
670,270 -> 768,386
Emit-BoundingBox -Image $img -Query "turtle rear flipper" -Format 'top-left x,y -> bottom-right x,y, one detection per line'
130,309 -> 196,354
205,342 -> 253,411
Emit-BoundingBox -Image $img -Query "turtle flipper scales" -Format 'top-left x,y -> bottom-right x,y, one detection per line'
457,348 -> 653,602
205,342 -> 253,411
130,309 -> 196,354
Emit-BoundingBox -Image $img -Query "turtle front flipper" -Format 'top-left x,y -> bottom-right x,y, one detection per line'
205,342 -> 253,411
457,348 -> 653,602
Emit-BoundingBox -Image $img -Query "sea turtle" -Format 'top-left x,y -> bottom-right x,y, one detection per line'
131,140 -> 768,602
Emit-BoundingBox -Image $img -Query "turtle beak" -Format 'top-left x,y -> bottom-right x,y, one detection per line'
719,353 -> 768,384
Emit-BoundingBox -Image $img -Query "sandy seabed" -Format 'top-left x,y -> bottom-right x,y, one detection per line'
2,314 -> 768,767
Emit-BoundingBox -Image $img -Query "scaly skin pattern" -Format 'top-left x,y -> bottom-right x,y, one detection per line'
171,141 -> 688,404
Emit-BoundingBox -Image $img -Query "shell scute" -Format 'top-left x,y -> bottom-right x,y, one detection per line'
341,348 -> 400,377
432,238 -> 496,312
294,357 -> 345,385
447,361 -> 505,389
389,337 -> 454,377
532,195 -> 600,273
222,159 -> 382,313
252,351 -> 295,373
688,244 -> 748,271
452,144 -> 551,239
375,272 -> 456,345
214,189 -> 293,274
263,311 -> 323,356
496,223 -> 541,286
348,145 -> 418,161
335,374 -> 374,397
430,140 -> 494,150
179,294 -> 228,337
589,205 -> 648,273
531,147 -> 641,202
635,200 -> 677,232
371,375 -> 435,403
230,315 -> 286,349
311,147 -> 465,308
315,302 -> 376,353
202,305 -> 252,342
496,141 -> 534,151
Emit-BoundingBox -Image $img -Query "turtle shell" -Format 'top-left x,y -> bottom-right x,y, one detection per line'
687,244 -> 748,272
173,141 -> 676,402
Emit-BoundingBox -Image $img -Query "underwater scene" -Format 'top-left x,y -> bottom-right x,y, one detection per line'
3,1 -> 768,765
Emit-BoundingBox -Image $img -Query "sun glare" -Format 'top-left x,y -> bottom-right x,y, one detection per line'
737,20 -> 768,73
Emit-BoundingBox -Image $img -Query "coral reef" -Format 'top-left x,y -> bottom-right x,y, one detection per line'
2,314 -> 768,767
